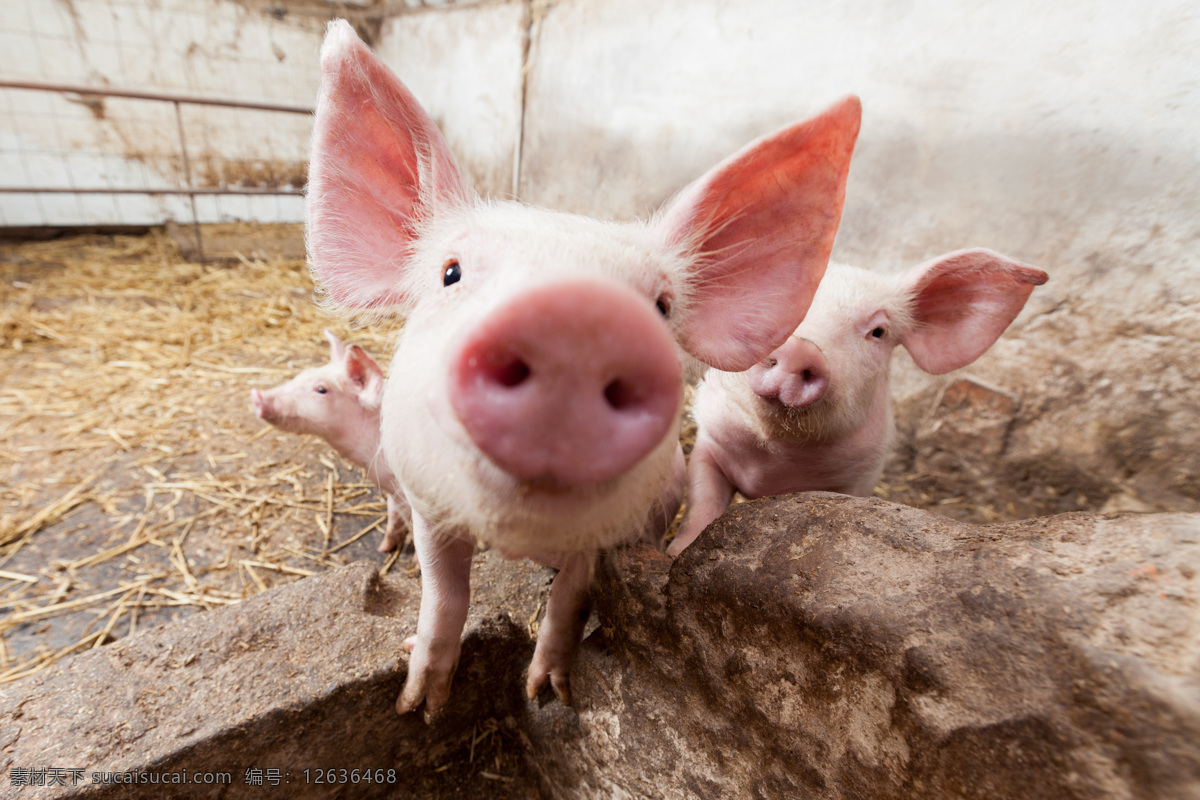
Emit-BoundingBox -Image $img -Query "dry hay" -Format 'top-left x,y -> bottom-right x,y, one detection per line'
0,228 -> 407,684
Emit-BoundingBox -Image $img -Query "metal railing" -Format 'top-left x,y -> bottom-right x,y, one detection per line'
0,79 -> 314,257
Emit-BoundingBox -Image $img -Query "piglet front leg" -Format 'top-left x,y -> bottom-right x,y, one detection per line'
398,509 -> 475,719
668,438 -> 735,556
526,551 -> 596,706
379,493 -> 411,553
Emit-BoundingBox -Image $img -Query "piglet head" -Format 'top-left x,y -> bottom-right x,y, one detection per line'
251,329 -> 384,437
307,20 -> 859,554
741,249 -> 1048,442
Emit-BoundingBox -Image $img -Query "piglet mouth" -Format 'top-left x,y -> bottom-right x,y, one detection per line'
517,475 -> 576,496
510,471 -> 623,503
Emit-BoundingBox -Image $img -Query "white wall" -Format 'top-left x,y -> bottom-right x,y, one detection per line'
375,2 -> 526,200
380,0 -> 1200,297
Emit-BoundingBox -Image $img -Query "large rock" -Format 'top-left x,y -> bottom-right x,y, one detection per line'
3,496 -> 1196,800
0,555 -> 551,800
524,494 -> 1200,800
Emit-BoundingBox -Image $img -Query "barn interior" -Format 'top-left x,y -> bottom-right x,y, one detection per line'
1,1 -> 1197,798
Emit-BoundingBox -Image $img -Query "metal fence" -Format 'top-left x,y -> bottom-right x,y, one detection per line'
0,79 -> 311,233
0,0 -> 324,233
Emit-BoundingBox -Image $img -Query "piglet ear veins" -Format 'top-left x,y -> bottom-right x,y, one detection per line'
656,96 -> 861,372
899,248 -> 1049,374
306,20 -> 473,311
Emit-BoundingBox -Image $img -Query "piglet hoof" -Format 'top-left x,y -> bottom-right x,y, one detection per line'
666,520 -> 706,557
396,637 -> 459,720
526,657 -> 572,707
378,527 -> 405,553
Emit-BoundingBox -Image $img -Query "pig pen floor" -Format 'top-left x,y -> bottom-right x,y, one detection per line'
0,226 -> 1155,796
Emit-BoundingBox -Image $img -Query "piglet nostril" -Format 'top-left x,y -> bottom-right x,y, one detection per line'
474,352 -> 531,388
496,359 -> 531,388
604,379 -> 640,411
802,369 -> 815,383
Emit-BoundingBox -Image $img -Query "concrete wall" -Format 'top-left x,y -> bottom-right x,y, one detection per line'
381,0 -> 1200,300
375,2 -> 526,200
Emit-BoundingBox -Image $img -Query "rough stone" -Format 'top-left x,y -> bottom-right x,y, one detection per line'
913,377 -> 1019,469
523,494 -> 1200,800
4,497 -> 1198,799
0,553 -> 552,800
890,298 -> 1200,518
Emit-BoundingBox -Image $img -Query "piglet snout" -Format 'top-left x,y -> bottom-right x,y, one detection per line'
748,336 -> 830,409
250,389 -> 273,420
449,279 -> 682,486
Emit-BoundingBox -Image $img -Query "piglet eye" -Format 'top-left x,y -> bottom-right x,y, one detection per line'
655,295 -> 671,318
870,327 -> 886,339
442,259 -> 462,287
316,386 -> 328,394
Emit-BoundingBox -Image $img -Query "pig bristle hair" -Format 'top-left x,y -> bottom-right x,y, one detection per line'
837,263 -> 917,333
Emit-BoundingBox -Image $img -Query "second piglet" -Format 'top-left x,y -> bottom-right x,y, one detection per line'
251,329 -> 411,552
306,21 -> 860,717
669,249 -> 1048,555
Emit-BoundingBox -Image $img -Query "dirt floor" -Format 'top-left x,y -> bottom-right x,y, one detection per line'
0,224 -> 1146,797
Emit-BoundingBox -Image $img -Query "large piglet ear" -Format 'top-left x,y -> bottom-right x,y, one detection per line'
307,20 -> 473,311
899,249 -> 1049,374
655,96 -> 861,371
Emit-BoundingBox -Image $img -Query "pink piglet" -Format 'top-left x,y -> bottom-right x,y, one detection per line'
251,329 -> 411,552
670,250 -> 1048,555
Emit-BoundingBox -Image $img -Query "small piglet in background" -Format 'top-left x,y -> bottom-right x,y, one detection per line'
306,21 -> 860,717
669,249 -> 1049,556
251,329 -> 411,552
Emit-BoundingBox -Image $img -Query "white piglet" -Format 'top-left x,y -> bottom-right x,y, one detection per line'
251,330 -> 411,552
306,21 -> 860,716
669,249 -> 1049,555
